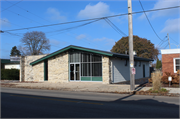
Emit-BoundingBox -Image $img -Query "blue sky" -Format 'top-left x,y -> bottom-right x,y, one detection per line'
0,0 -> 179,59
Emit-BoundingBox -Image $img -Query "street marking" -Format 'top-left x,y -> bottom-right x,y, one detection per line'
10,95 -> 103,105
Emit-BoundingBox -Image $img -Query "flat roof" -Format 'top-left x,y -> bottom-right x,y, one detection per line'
30,45 -> 153,65
161,49 -> 180,54
1,59 -> 20,64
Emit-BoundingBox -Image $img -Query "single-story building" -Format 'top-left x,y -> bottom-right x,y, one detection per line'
1,59 -> 20,69
20,45 -> 153,84
161,49 -> 180,76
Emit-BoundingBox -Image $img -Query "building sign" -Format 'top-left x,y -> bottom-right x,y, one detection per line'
132,68 -> 136,74
10,56 -> 20,61
5,64 -> 20,69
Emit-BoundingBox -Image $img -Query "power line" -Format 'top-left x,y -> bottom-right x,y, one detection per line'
0,0 -> 23,12
139,0 -> 163,41
169,36 -> 179,44
106,18 -> 127,36
5,31 -> 23,37
5,0 -> 52,24
159,39 -> 168,48
104,18 -> 124,36
46,18 -> 102,34
3,0 -> 101,48
2,5 -> 180,32
157,36 -> 167,46
1,7 -> 45,26
0,18 -> 22,27
164,43 -> 169,49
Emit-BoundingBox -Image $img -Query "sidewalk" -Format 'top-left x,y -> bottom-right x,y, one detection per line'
1,80 -> 179,95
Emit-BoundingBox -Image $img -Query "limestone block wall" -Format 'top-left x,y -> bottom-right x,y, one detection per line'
33,61 -> 44,82
102,56 -> 111,84
23,55 -> 47,82
20,56 -> 25,82
48,52 -> 69,83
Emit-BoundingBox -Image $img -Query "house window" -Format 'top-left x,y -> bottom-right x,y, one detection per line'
139,61 -> 141,67
125,60 -> 127,66
174,58 -> 180,73
134,61 -> 137,67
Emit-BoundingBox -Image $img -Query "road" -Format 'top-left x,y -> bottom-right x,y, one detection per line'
1,87 -> 179,118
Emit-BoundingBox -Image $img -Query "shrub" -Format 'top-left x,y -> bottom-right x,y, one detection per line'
1,69 -> 19,80
161,71 -> 179,84
151,70 -> 162,91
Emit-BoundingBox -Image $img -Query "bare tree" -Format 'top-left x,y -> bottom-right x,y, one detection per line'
19,31 -> 50,55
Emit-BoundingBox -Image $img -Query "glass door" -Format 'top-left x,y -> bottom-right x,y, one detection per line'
70,64 -> 74,81
70,63 -> 80,81
75,64 -> 80,81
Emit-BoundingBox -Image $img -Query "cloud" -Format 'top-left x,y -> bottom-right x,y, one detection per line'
77,2 -> 113,19
0,18 -> 11,27
46,8 -> 66,22
138,0 -> 180,19
161,18 -> 180,33
93,37 -> 115,46
76,34 -> 86,40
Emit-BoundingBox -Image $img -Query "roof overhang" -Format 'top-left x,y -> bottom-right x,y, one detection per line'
30,45 -> 113,65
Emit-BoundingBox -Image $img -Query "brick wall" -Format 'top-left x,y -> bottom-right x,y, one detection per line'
162,53 -> 180,76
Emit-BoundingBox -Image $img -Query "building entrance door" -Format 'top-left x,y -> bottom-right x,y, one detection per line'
70,63 -> 80,81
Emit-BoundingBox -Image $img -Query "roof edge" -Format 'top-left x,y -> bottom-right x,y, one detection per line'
30,45 -> 113,65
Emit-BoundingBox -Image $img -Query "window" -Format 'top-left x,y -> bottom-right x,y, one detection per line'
125,60 -> 127,66
139,61 -> 141,67
174,58 -> 180,73
134,61 -> 137,67
92,63 -> 102,76
81,53 -> 102,77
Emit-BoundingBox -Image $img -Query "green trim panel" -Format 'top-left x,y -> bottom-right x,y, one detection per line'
92,77 -> 102,81
30,46 -> 112,65
81,77 -> 102,81
81,77 -> 91,81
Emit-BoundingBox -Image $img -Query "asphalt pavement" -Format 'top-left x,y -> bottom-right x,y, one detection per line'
1,87 -> 179,118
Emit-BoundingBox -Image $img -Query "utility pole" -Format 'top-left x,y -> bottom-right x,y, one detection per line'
167,33 -> 171,49
127,0 -> 135,91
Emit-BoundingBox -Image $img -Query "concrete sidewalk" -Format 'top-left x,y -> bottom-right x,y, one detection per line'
2,81 -> 179,94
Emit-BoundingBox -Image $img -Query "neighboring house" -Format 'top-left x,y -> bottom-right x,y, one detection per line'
161,49 -> 180,76
1,59 -> 20,69
20,45 -> 153,84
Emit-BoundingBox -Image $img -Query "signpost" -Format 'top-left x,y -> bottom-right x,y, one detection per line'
168,76 -> 172,87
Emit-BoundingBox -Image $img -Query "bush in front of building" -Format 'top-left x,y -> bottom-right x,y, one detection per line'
149,70 -> 179,84
161,71 -> 179,84
1,69 -> 19,80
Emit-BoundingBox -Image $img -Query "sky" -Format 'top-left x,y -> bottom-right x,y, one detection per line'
0,0 -> 180,60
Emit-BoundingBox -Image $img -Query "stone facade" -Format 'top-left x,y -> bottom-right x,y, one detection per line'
48,52 -> 69,83
102,56 -> 111,84
20,56 -> 25,82
162,53 -> 180,76
33,61 -> 44,82
21,55 -> 47,82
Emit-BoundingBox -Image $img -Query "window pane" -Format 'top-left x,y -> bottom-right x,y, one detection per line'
69,52 -> 80,63
176,66 -> 180,71
92,63 -> 102,76
82,53 -> 90,62
81,63 -> 90,76
176,59 -> 180,65
92,55 -> 101,62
